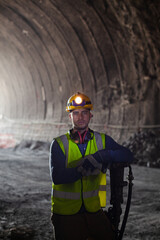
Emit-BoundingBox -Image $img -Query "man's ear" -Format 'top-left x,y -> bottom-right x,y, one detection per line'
90,112 -> 93,118
69,112 -> 72,119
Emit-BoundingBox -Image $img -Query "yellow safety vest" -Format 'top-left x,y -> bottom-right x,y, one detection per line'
51,131 -> 106,215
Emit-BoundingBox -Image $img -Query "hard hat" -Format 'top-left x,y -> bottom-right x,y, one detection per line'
66,92 -> 93,112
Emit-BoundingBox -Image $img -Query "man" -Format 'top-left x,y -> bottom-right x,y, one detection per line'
49,92 -> 133,240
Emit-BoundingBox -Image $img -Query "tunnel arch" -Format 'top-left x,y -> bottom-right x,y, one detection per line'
0,0 -> 159,144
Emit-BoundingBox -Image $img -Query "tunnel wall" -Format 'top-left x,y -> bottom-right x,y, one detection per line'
0,0 -> 160,146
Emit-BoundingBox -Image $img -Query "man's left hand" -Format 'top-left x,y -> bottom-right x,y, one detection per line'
77,155 -> 102,176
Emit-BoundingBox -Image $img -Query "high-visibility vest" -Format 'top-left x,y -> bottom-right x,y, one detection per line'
51,131 -> 106,215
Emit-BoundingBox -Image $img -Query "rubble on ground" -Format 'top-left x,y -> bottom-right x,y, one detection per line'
123,129 -> 160,168
13,140 -> 50,152
0,226 -> 35,240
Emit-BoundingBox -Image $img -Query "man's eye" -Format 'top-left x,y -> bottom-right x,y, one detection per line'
82,111 -> 88,115
73,112 -> 79,115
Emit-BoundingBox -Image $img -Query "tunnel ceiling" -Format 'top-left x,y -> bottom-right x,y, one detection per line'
0,0 -> 160,142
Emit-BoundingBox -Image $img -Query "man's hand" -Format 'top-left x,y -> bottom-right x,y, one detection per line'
77,155 -> 102,176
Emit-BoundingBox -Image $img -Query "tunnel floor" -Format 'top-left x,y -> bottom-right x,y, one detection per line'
0,147 -> 160,240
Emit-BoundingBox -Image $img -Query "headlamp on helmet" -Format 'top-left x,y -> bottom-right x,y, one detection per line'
75,96 -> 82,105
66,92 -> 93,112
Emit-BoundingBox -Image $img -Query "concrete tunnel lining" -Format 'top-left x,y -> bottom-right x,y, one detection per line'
0,0 -> 160,146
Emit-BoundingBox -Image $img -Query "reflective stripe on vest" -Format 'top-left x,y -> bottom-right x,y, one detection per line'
58,134 -> 68,167
94,131 -> 103,150
53,189 -> 81,200
83,189 -> 99,199
99,185 -> 106,191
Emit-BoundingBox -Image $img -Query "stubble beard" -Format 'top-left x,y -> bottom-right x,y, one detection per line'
73,123 -> 88,132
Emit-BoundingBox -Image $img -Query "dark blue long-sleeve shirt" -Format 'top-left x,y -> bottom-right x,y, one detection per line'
49,133 -> 133,185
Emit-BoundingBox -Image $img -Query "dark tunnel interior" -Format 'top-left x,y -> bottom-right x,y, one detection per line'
0,0 -> 160,145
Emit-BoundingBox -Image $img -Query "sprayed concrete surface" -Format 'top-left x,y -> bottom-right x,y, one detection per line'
0,148 -> 160,240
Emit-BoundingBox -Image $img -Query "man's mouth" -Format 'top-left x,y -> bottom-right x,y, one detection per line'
77,121 -> 85,124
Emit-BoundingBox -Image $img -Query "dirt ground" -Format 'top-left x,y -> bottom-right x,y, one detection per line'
0,148 -> 160,240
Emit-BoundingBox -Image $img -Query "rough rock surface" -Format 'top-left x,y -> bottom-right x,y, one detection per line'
123,129 -> 160,168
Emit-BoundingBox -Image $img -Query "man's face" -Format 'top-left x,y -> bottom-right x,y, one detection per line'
69,108 -> 92,131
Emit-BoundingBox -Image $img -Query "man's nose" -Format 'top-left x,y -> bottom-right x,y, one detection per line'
78,113 -> 83,119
